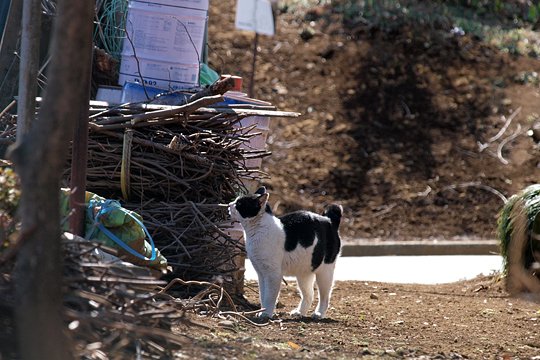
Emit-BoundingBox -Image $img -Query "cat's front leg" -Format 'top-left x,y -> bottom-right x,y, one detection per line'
258,272 -> 282,318
255,272 -> 266,316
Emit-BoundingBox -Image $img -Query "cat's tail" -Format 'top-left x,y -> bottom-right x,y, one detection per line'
323,204 -> 343,229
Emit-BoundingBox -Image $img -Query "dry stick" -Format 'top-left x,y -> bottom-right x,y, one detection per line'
193,106 -> 300,118
94,95 -> 224,126
189,76 -> 236,103
218,311 -> 271,327
131,96 -> 223,124
157,278 -> 237,312
126,117 -> 190,129
163,230 -> 193,258
370,203 -> 397,218
67,312 -> 191,346
489,107 -> 522,143
89,126 -> 216,167
210,104 -> 276,110
67,276 -> 167,286
0,99 -> 16,119
192,287 -> 218,304
443,182 -> 507,203
188,162 -> 215,182
497,124 -> 524,165
129,158 -> 190,187
72,288 -> 117,307
88,104 -> 136,122
62,236 -> 117,255
188,201 -> 232,239
0,126 -> 16,137
478,107 -> 522,152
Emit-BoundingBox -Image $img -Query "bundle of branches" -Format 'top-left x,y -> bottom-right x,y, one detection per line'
497,184 -> 540,296
64,95 -> 296,292
0,236 -> 251,359
123,200 -> 245,287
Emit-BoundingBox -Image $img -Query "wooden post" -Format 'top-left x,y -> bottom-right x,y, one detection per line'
69,45 -> 93,237
248,32 -> 259,99
16,0 -> 41,138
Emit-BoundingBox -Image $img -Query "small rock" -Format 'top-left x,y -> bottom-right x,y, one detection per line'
501,98 -> 512,106
370,293 -> 379,300
218,320 -> 235,329
299,27 -> 315,41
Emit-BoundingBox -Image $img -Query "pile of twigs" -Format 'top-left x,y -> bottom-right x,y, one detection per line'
0,236 -> 262,359
63,240 -> 187,359
65,95 -> 290,290
0,93 -> 297,292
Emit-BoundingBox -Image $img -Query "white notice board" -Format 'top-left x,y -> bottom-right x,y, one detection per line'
235,0 -> 275,36
123,1 -> 208,63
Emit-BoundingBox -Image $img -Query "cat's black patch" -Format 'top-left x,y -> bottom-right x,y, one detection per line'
235,195 -> 263,218
323,204 -> 342,228
280,210 -> 341,271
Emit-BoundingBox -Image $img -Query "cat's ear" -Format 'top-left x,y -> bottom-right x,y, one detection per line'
258,192 -> 269,207
255,186 -> 267,195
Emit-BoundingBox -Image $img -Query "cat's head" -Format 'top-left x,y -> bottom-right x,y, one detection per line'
228,187 -> 270,222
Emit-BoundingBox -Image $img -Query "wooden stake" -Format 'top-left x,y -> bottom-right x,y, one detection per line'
248,32 -> 259,99
69,43 -> 93,237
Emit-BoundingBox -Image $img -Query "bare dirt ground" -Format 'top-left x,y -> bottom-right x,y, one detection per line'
202,1 -> 540,358
175,277 -> 539,359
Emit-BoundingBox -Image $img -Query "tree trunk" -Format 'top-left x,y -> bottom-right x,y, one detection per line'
7,0 -> 94,358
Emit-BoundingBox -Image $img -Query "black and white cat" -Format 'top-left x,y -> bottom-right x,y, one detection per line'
228,187 -> 342,319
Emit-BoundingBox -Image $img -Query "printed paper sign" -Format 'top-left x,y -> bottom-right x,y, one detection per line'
123,1 -> 207,63
131,0 -> 209,11
118,56 -> 200,90
235,0 -> 275,36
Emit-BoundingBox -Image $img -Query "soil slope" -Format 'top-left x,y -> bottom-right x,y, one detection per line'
208,1 -> 540,241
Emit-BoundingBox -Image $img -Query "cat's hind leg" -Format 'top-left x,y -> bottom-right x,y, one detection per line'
290,273 -> 315,317
313,264 -> 336,319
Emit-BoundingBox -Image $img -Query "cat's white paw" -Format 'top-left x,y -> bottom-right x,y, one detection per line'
311,312 -> 325,320
256,311 -> 273,320
290,309 -> 302,317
